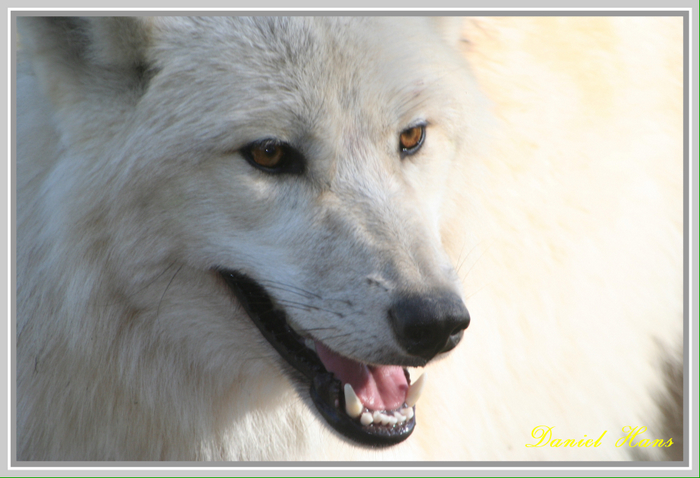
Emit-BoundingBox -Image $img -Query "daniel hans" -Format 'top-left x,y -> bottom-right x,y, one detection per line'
526,426 -> 673,448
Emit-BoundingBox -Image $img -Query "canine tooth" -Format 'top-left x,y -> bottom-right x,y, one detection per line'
405,371 -> 426,407
360,412 -> 373,426
344,384 -> 363,418
304,338 -> 316,351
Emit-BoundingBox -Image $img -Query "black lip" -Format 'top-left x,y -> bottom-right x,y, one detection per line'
219,269 -> 416,447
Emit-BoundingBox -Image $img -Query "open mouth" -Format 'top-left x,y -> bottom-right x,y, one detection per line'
219,269 -> 422,446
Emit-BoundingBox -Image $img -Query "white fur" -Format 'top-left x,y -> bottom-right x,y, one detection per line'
16,16 -> 683,461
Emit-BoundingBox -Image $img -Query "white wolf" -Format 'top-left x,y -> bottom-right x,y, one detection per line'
16,16 -> 683,461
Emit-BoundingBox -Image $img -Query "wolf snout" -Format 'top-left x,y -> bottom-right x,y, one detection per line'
389,292 -> 471,362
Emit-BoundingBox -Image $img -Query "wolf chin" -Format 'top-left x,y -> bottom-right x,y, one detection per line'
16,17 -> 683,461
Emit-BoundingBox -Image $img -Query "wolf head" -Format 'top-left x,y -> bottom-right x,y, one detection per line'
18,16 -> 486,456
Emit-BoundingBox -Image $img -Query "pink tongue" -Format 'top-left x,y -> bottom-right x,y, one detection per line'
315,342 -> 408,411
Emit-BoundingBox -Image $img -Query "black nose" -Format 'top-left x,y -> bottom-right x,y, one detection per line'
389,291 -> 470,362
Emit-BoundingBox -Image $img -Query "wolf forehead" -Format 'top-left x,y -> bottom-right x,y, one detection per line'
149,17 -> 448,90
136,17 -> 466,141
21,16 -> 472,159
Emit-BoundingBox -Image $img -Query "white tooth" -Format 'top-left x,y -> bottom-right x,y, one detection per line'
380,413 -> 391,425
344,384 -> 363,418
304,338 -> 316,351
373,411 -> 382,422
405,371 -> 426,407
387,416 -> 398,425
394,411 -> 406,423
399,407 -> 412,416
360,412 -> 373,426
406,407 -> 414,419
407,367 -> 421,383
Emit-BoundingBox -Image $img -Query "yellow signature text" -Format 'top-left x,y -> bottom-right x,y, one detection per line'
526,426 -> 606,448
615,426 -> 673,448
526,426 -> 673,448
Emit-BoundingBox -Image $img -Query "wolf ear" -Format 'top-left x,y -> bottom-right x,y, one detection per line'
427,17 -> 467,48
18,17 -> 154,108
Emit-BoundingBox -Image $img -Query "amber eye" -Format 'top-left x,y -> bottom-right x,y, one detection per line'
250,141 -> 285,168
240,139 -> 305,174
399,124 -> 425,156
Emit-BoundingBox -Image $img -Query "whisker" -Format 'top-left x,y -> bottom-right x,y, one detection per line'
301,326 -> 339,332
157,265 -> 183,318
455,241 -> 480,275
95,263 -> 179,308
461,239 -> 495,279
262,283 -> 319,300
276,304 -> 314,313
276,299 -> 344,318
140,262 -> 177,293
454,239 -> 470,272
316,332 -> 354,342
465,281 -> 491,301
258,279 -> 322,299
457,238 -> 495,278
